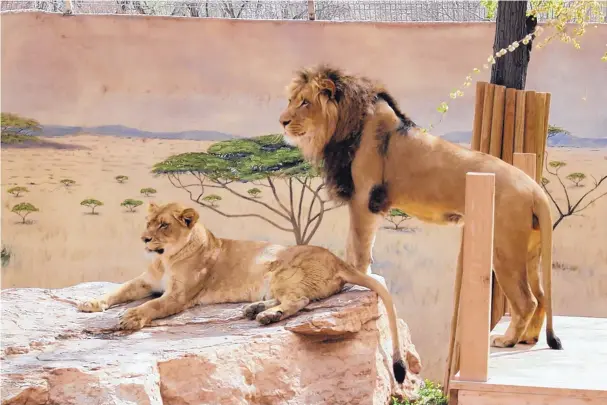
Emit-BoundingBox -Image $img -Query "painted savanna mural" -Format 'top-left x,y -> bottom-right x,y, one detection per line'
2,12 -> 606,381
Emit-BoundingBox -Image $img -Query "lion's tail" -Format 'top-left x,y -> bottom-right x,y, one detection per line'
533,187 -> 562,350
338,264 -> 406,383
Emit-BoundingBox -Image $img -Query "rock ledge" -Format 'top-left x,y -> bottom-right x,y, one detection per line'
1,280 -> 422,405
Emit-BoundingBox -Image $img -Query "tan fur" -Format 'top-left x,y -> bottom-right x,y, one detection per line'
279,65 -> 561,351
78,202 -> 417,383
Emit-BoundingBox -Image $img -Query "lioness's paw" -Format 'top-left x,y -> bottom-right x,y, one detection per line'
256,310 -> 283,325
119,308 -> 148,330
244,302 -> 267,320
490,334 -> 517,348
78,299 -> 108,313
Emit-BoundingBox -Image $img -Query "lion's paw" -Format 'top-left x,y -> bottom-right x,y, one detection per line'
256,310 -> 283,325
490,334 -> 517,348
244,302 -> 267,320
78,299 -> 108,313
119,308 -> 148,330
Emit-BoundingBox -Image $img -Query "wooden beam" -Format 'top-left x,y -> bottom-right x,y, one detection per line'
489,85 -> 506,158
479,84 -> 495,154
514,90 -> 526,153
471,82 -> 488,151
501,88 -> 517,164
459,173 -> 495,383
513,152 -> 537,180
307,0 -> 316,20
523,91 -> 537,154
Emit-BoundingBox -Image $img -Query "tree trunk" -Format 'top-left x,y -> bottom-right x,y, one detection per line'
490,1 -> 535,90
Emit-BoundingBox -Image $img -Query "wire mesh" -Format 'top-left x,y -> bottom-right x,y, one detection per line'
1,1 -> 606,23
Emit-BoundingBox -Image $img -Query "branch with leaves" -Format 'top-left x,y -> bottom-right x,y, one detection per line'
541,157 -> 606,230
425,0 -> 606,133
154,135 -> 343,245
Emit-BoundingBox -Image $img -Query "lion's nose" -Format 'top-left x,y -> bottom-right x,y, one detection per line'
281,119 -> 291,127
142,237 -> 152,243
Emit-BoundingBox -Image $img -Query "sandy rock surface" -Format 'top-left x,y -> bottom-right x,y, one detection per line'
1,281 -> 422,405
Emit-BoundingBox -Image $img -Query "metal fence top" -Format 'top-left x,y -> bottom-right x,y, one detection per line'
2,1 -> 606,23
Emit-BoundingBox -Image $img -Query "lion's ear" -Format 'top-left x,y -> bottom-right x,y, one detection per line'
178,207 -> 199,229
148,202 -> 159,214
319,78 -> 336,100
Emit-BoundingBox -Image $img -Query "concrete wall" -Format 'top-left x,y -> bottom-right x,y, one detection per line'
2,13 -> 606,138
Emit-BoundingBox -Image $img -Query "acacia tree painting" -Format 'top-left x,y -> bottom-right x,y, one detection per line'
121,199 -> 144,212
1,112 -> 42,143
12,202 -> 39,224
7,186 -> 29,198
140,187 -> 157,197
541,158 -> 606,230
385,208 -> 412,231
81,199 -> 104,215
153,134 -> 342,245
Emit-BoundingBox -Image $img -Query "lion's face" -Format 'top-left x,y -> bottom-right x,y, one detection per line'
141,202 -> 199,256
279,72 -> 339,161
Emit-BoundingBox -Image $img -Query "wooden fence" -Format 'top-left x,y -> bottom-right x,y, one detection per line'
471,81 -> 551,328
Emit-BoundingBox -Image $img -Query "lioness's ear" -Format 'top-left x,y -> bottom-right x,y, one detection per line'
148,202 -> 159,214
179,208 -> 199,229
319,78 -> 336,100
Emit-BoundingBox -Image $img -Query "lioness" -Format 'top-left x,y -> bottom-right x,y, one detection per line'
78,202 -> 410,383
278,64 -> 562,352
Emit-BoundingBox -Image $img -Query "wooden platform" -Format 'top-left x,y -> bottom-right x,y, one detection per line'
451,315 -> 607,404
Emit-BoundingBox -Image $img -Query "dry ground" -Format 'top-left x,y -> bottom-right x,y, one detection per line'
1,135 -> 606,381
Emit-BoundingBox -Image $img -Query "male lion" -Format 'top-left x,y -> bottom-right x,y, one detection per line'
278,64 -> 562,352
78,202 -> 413,383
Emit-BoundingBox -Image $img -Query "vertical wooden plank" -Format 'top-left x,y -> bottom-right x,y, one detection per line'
479,84 -> 495,154
459,173 -> 495,383
513,152 -> 537,181
523,91 -> 537,154
307,0 -> 316,20
489,85 -> 506,158
471,82 -> 488,151
534,93 -> 547,183
539,93 -> 552,183
514,90 -> 526,153
501,88 -> 517,165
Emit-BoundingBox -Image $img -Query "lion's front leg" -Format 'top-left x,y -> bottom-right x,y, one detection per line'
78,272 -> 154,313
344,199 -> 382,274
118,278 -> 193,330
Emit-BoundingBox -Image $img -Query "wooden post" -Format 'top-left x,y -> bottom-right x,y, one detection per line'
513,152 -> 537,182
471,82 -> 487,151
501,88 -> 517,164
489,85 -> 506,158
307,0 -> 316,20
63,0 -> 73,15
479,85 -> 495,154
514,90 -> 526,153
459,173 -> 495,382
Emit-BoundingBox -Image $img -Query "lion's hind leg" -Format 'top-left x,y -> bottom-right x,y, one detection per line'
490,235 -> 537,348
519,232 -> 545,345
243,299 -> 279,320
255,295 -> 310,325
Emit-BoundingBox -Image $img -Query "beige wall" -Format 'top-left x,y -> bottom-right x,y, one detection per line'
2,13 -> 606,138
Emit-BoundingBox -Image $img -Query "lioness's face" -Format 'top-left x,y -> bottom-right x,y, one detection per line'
279,76 -> 338,157
141,202 -> 199,255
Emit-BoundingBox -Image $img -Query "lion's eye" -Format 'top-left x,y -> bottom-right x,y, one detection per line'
300,99 -> 309,107
159,222 -> 169,229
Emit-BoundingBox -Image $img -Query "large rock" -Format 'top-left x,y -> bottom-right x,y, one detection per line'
0,281 -> 422,405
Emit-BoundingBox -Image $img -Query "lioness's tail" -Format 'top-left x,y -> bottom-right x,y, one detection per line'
338,265 -> 406,383
534,188 -> 562,350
